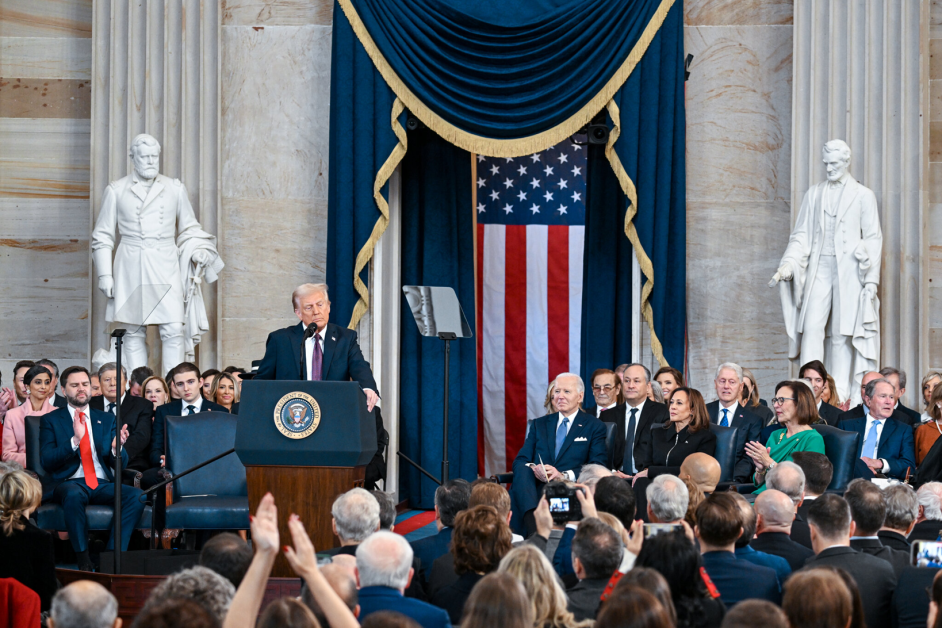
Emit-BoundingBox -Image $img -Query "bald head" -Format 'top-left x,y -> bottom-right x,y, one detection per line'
680,453 -> 722,493
755,489 -> 797,534
50,581 -> 120,628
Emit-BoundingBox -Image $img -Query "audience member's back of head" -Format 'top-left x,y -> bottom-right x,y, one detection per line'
468,482 -> 511,520
918,482 -> 942,520
680,452 -> 721,493
844,478 -> 888,535
807,493 -> 852,541
730,493 -> 756,549
140,565 -> 235,623
371,490 -> 397,530
452,505 -> 512,575
596,585 -> 673,628
0,469 -> 41,536
883,483 -> 919,531
434,479 -> 472,528
790,451 -> 832,496
258,597 -> 320,628
720,600 -> 788,628
594,476 -> 637,528
51,581 -> 119,628
460,572 -> 532,628
356,531 -> 413,590
576,463 -> 612,492
765,460 -> 807,504
360,611 -> 422,628
782,568 -> 852,628
497,545 -> 583,628
199,532 -> 253,587
332,488 -> 381,543
130,598 -> 219,628
695,493 -> 743,548
646,474 -> 689,523
572,517 -> 623,580
616,568 -> 677,627
635,530 -> 707,609
301,563 -> 359,627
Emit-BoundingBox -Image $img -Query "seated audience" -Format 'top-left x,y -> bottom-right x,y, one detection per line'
141,565 -> 235,623
605,364 -> 668,481
594,585 -> 672,628
410,479 -> 471,585
431,505 -> 511,624
356,531 -> 452,628
881,367 -> 922,426
326,488 -> 381,556
132,598 -> 219,628
839,377 -> 916,480
824,566 -> 866,628
646,474 -> 689,524
511,373 -> 607,535
741,367 -> 774,425
567,517 -> 624,621
372,490 -> 397,530
781,568 -> 853,628
50,581 -> 120,628
745,381 -> 825,492
11,360 -> 34,405
141,375 -> 170,410
680,452 -> 721,495
879,483 -> 918,551
719,600 -> 787,628
301,562 -> 361,627
200,532 -> 254,588
222,366 -> 246,387
786,452 -> 832,547
459,572 -> 531,628
498,544 -> 592,628
750,489 -> 813,571
589,368 -> 622,416
575,463 -> 611,493
594,474 -> 637,529
729,493 -> 790,583
705,363 -> 763,483
635,529 -> 726,628
201,369 -> 221,400
916,382 -> 942,464
838,371 -> 907,421
89,362 -> 154,475
632,387 -> 716,482
654,366 -> 684,400
210,372 -> 239,414
922,371 -> 942,424
0,470 -> 56,611
799,360 -> 842,425
613,568 -> 677,626
3,364 -> 56,466
128,366 -> 154,398
911,481 -> 942,542
804,493 -> 896,628
844,478 -> 909,576
40,366 -> 145,571
695,493 -> 780,607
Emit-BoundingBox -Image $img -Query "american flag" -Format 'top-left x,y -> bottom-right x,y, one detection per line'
475,141 -> 587,477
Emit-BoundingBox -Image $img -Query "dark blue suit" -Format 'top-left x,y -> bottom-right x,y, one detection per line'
411,527 -> 453,584
148,399 -> 229,469
39,407 -> 145,552
510,411 -> 607,533
358,586 -> 452,628
839,416 -> 916,480
700,551 -> 781,607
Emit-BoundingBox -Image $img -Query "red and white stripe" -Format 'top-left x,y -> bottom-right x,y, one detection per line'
476,223 -> 584,476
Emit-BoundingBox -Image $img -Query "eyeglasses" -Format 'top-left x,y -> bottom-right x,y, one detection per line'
771,397 -> 795,406
592,384 -> 615,392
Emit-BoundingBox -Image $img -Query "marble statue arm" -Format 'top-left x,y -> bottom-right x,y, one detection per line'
771,187 -> 815,287
91,184 -> 118,296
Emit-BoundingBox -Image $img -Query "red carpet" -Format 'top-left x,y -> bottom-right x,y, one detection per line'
394,511 -> 436,537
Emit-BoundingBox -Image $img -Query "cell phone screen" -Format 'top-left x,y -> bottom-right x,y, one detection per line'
643,523 -> 682,538
912,541 -> 942,567
549,497 -> 570,513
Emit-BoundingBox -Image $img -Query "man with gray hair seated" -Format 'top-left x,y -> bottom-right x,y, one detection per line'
645,474 -> 689,523
879,483 -> 919,551
138,565 -> 235,623
765,460 -> 812,548
576,463 -> 612,494
49,581 -> 120,628
356,531 -> 452,628
89,361 -> 155,476
705,362 -> 763,482
325,487 -> 381,557
750,489 -> 814,571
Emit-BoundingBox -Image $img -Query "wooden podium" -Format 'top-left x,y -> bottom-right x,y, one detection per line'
236,380 -> 377,577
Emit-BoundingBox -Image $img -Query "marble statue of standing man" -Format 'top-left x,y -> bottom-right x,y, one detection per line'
92,134 -> 224,375
769,140 -> 882,405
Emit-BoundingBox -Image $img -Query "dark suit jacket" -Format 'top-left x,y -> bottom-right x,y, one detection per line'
644,423 -> 717,478
510,411 -> 607,522
908,519 -> 942,543
896,402 -> 923,427
746,402 -> 775,425
878,529 -> 911,552
804,546 -> 896,628
893,567 -> 936,628
750,531 -> 814,572
53,394 -> 67,409
791,501 -> 813,549
567,577 -> 610,621
90,394 -> 153,471
39,407 -> 128,496
700,551 -> 780,607
358,586 -> 452,628
148,399 -> 228,468
255,321 -> 378,391
600,401 -> 668,472
411,527 -> 452,584
850,537 -> 909,577
0,518 -> 57,611
430,572 -> 482,625
706,401 -> 764,482
839,416 -> 916,480
838,403 -> 914,426
817,401 -> 843,426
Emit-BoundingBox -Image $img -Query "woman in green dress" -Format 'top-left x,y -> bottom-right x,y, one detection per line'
745,381 -> 826,492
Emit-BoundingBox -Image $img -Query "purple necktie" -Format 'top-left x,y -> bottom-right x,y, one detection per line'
310,333 -> 323,381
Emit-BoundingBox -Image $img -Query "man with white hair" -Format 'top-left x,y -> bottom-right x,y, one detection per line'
325,488 -> 381,556
751,489 -> 814,571
510,372 -> 608,535
356,531 -> 452,628
910,482 -> 942,542
49,581 -> 121,628
576,463 -> 612,493
879,484 -> 919,551
645,474 -> 688,524
705,362 -> 763,482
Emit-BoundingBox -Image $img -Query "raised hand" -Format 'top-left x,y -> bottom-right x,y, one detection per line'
284,513 -> 318,579
251,493 -> 280,556
72,411 -> 87,445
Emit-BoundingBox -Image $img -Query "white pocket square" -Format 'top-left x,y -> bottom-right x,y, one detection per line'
574,436 -> 588,442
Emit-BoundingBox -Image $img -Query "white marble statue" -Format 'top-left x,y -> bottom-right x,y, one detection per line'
769,140 -> 882,405
92,134 -> 224,375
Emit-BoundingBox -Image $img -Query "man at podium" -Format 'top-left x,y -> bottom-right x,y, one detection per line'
255,283 -> 387,488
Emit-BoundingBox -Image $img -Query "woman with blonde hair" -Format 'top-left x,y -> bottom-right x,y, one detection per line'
211,371 -> 241,414
142,375 -> 171,410
498,545 -> 593,628
0,469 -> 57,611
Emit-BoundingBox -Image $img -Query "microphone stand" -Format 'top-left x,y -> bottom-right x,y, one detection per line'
111,328 -> 126,575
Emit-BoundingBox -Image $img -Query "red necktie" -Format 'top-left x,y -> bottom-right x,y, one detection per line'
77,412 -> 98,489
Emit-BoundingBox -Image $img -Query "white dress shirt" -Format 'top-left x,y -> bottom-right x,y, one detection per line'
68,405 -> 109,482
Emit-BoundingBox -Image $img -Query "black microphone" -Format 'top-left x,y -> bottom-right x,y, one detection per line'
303,322 -> 318,339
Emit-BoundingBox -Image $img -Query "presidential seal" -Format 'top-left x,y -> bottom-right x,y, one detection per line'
273,392 -> 321,439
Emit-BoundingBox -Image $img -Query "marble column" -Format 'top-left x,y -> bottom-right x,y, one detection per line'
791,0 -> 928,405
90,0 -> 220,370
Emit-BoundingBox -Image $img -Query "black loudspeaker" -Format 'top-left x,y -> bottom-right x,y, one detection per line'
585,124 -> 610,145
406,114 -> 426,131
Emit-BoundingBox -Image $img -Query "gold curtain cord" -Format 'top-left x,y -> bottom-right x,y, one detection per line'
339,0 -> 675,367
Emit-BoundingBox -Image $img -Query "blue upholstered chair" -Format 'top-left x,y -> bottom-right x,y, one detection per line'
163,412 -> 249,531
708,423 -> 739,484
812,423 -> 860,493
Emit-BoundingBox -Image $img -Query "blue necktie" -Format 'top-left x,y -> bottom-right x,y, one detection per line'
622,408 -> 638,473
555,416 -> 569,457
862,419 -> 880,458
721,408 -> 729,427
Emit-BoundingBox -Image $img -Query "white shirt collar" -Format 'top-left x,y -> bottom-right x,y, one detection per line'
626,398 -> 646,415
596,403 -> 617,417
183,396 -> 203,413
559,409 -> 579,423
719,399 -> 739,413
67,404 -> 90,419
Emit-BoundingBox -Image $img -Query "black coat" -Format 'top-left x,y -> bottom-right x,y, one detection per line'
430,572 -> 482,625
90,394 -> 154,471
566,577 -> 610,621
838,403 -> 917,427
803,546 -> 896,628
790,501 -> 813,549
897,402 -> 923,427
644,423 -> 717,477
893,567 -> 936,628
750,531 -> 814,572
0,518 -> 57,611
878,529 -> 911,552
850,537 -> 909,577
706,401 -> 764,482
908,519 -> 942,543
817,401 -> 843,426
600,401 -> 668,472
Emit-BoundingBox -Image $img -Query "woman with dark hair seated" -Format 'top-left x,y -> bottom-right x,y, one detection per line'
634,529 -> 725,628
431,505 -> 513,624
595,585 -> 673,628
745,381 -> 826,493
211,372 -> 241,414
631,387 -> 717,482
0,470 -> 57,611
2,365 -> 55,467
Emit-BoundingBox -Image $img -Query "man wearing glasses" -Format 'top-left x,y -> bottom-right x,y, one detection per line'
588,368 -> 622,417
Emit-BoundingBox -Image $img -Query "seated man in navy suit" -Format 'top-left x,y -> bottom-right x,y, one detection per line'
705,363 -> 764,482
255,283 -> 387,488
839,377 -> 916,480
39,366 -> 145,572
510,373 -> 608,535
